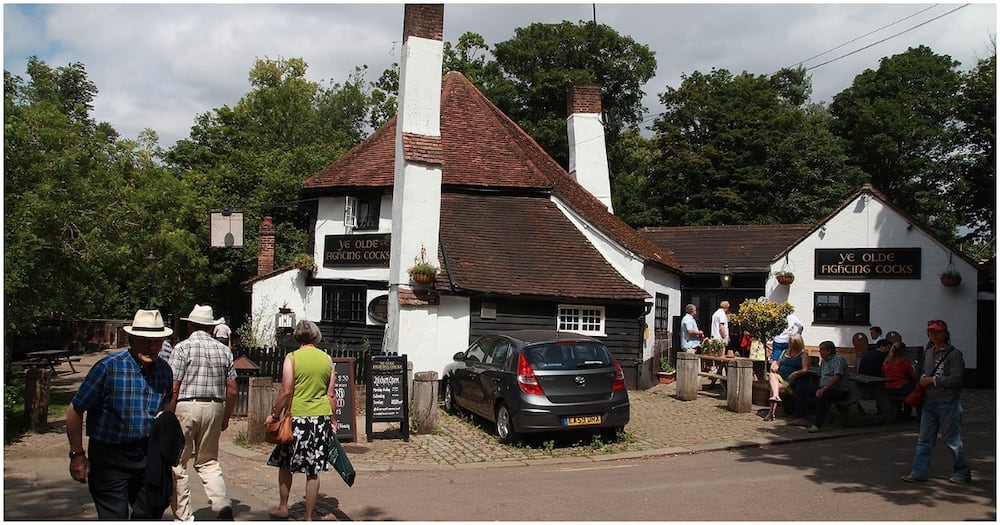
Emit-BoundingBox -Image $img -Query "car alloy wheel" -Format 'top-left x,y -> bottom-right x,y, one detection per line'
495,403 -> 517,444
443,379 -> 456,414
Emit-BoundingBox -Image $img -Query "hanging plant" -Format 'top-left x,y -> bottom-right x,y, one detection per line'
775,271 -> 795,285
407,244 -> 439,285
940,269 -> 961,287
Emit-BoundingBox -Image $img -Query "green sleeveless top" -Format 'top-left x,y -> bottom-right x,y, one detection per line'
290,347 -> 333,417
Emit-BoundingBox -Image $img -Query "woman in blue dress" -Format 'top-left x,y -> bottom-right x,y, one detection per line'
764,334 -> 810,421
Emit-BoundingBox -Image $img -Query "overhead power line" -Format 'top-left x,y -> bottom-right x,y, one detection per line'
801,4 -> 970,71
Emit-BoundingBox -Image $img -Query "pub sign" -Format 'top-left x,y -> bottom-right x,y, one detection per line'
323,234 -> 391,267
814,248 -> 921,279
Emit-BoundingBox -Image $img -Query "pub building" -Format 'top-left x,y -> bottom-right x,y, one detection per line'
245,6 -> 991,390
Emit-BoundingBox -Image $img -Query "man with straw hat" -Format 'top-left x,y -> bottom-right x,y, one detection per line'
66,309 -> 176,519
167,304 -> 237,520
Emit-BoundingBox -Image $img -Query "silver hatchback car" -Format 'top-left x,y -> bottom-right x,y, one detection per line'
441,330 -> 630,443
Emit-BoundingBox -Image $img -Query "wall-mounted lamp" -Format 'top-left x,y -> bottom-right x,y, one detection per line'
819,224 -> 827,234
906,223 -> 913,231
720,265 -> 733,289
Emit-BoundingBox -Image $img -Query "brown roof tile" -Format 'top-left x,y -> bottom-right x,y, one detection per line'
640,224 -> 814,273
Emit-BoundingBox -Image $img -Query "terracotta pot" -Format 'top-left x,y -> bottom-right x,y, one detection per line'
411,272 -> 435,285
657,371 -> 676,385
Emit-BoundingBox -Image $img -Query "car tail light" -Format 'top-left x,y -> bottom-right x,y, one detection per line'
517,353 -> 545,395
612,358 -> 626,392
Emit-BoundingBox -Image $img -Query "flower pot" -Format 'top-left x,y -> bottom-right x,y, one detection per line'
411,273 -> 435,285
940,274 -> 961,287
776,274 -> 794,285
657,371 -> 676,385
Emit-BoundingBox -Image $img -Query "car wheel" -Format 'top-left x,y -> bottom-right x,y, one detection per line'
495,403 -> 518,444
443,379 -> 456,414
601,426 -> 624,442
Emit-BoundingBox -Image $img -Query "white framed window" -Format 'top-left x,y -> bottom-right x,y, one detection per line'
557,305 -> 606,336
344,196 -> 357,233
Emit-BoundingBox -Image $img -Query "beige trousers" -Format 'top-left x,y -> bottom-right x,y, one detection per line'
171,400 -> 231,521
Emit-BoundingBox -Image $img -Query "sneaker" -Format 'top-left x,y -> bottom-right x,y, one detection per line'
790,418 -> 809,426
901,474 -> 927,482
217,506 -> 234,520
949,475 -> 971,484
807,424 -> 822,433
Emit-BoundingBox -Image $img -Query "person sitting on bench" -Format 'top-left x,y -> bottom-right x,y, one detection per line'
790,341 -> 850,433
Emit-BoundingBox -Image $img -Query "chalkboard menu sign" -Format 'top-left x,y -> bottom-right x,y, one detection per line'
332,358 -> 357,442
365,354 -> 409,442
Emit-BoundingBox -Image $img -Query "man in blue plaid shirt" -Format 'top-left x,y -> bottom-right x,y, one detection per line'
167,304 -> 237,521
66,309 -> 174,519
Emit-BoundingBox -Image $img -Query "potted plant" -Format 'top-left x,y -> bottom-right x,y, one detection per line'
940,268 -> 962,287
775,270 -> 795,285
701,338 -> 727,357
728,300 -> 794,361
407,245 -> 439,285
657,358 -> 676,384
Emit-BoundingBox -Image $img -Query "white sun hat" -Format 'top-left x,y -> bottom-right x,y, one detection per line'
123,309 -> 173,338
181,304 -> 223,326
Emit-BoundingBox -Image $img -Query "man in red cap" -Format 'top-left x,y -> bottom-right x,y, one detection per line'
902,319 -> 971,484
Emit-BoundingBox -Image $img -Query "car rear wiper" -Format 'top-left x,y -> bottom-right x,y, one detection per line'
576,361 -> 607,369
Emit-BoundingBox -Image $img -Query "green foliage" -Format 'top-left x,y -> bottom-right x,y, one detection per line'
728,300 -> 794,343
290,253 -> 317,272
659,357 -> 675,373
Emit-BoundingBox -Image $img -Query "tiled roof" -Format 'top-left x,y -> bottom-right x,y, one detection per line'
640,224 -> 814,273
301,71 -> 681,281
440,193 -> 649,300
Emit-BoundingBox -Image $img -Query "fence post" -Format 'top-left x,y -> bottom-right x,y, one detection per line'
412,371 -> 438,434
247,376 -> 275,444
676,353 -> 699,401
24,368 -> 52,431
727,358 -> 753,413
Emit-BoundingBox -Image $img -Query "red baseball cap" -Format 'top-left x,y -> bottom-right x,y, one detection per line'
926,319 -> 948,332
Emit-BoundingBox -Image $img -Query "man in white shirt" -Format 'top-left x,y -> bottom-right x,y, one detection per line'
771,313 -> 804,361
710,301 -> 730,346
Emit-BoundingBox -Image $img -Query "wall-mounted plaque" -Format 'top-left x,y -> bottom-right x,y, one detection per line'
815,248 -> 921,279
323,234 -> 391,267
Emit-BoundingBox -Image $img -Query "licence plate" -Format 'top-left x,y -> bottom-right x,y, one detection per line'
563,415 -> 602,426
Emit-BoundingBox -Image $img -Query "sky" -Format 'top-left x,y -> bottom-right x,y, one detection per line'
4,2 -> 997,148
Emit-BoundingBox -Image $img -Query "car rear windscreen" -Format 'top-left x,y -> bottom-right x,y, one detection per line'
524,342 -> 612,371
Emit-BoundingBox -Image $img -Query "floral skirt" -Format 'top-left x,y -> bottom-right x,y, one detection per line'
266,415 -> 334,476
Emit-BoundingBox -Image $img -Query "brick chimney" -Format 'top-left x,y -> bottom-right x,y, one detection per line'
257,216 -> 275,277
567,83 -> 613,213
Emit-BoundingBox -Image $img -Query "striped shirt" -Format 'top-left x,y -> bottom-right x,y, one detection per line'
168,330 -> 236,400
71,349 -> 173,443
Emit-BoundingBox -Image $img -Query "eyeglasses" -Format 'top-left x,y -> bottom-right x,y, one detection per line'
927,319 -> 945,326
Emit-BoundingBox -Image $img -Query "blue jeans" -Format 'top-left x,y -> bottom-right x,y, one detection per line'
771,342 -> 788,362
908,399 -> 971,480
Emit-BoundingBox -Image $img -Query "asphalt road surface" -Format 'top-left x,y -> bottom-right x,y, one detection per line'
328,420 -> 995,521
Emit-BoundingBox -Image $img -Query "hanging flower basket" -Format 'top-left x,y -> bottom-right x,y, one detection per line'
775,272 -> 795,285
940,272 -> 961,287
411,272 -> 435,285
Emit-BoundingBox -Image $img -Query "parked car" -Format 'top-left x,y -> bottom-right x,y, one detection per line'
441,330 -> 630,443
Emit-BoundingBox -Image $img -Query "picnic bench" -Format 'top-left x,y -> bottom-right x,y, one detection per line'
25,349 -> 80,375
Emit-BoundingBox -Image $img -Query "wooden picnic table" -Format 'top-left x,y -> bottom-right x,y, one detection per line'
26,349 -> 78,375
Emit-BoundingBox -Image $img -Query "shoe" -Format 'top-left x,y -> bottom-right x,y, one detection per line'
769,396 -> 781,403
217,506 -> 234,520
949,475 -> 972,484
790,418 -> 809,426
269,507 -> 289,519
807,424 -> 822,433
763,414 -> 775,422
901,474 -> 927,482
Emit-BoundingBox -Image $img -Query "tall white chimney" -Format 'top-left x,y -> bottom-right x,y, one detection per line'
567,84 -> 613,213
385,4 -> 444,373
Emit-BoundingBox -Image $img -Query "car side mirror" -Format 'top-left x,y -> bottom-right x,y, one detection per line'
453,351 -> 466,361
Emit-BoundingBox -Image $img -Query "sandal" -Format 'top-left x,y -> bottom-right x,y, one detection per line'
763,414 -> 775,422
269,507 -> 289,519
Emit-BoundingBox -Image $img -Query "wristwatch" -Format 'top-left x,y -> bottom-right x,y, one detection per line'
69,450 -> 86,459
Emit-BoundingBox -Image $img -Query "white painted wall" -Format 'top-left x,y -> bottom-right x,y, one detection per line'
766,193 -> 979,368
313,196 -> 393,282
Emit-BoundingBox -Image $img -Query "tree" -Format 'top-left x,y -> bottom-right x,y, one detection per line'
829,46 -> 966,241
645,67 -> 863,226
953,52 -> 996,245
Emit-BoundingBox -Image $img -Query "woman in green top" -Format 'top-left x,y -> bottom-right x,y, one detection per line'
266,320 -> 338,521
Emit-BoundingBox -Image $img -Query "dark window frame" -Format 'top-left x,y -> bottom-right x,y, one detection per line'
654,293 -> 670,332
813,292 -> 870,325
321,286 -> 367,324
349,194 -> 381,231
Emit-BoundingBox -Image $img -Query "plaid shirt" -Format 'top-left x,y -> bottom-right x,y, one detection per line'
71,349 -> 173,443
169,330 -> 236,400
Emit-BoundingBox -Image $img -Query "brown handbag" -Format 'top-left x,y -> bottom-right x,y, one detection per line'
265,354 -> 295,445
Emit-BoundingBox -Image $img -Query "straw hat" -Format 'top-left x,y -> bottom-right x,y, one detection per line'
181,304 -> 223,326
123,309 -> 173,338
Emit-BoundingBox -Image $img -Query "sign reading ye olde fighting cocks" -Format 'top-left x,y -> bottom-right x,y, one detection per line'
814,248 -> 921,279
323,234 -> 390,267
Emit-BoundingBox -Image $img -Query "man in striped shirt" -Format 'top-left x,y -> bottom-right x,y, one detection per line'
167,304 -> 237,521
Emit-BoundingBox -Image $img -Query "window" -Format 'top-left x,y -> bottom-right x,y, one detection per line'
322,286 -> 366,323
557,305 -> 605,336
345,195 -> 380,232
654,293 -> 669,331
814,292 -> 870,325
